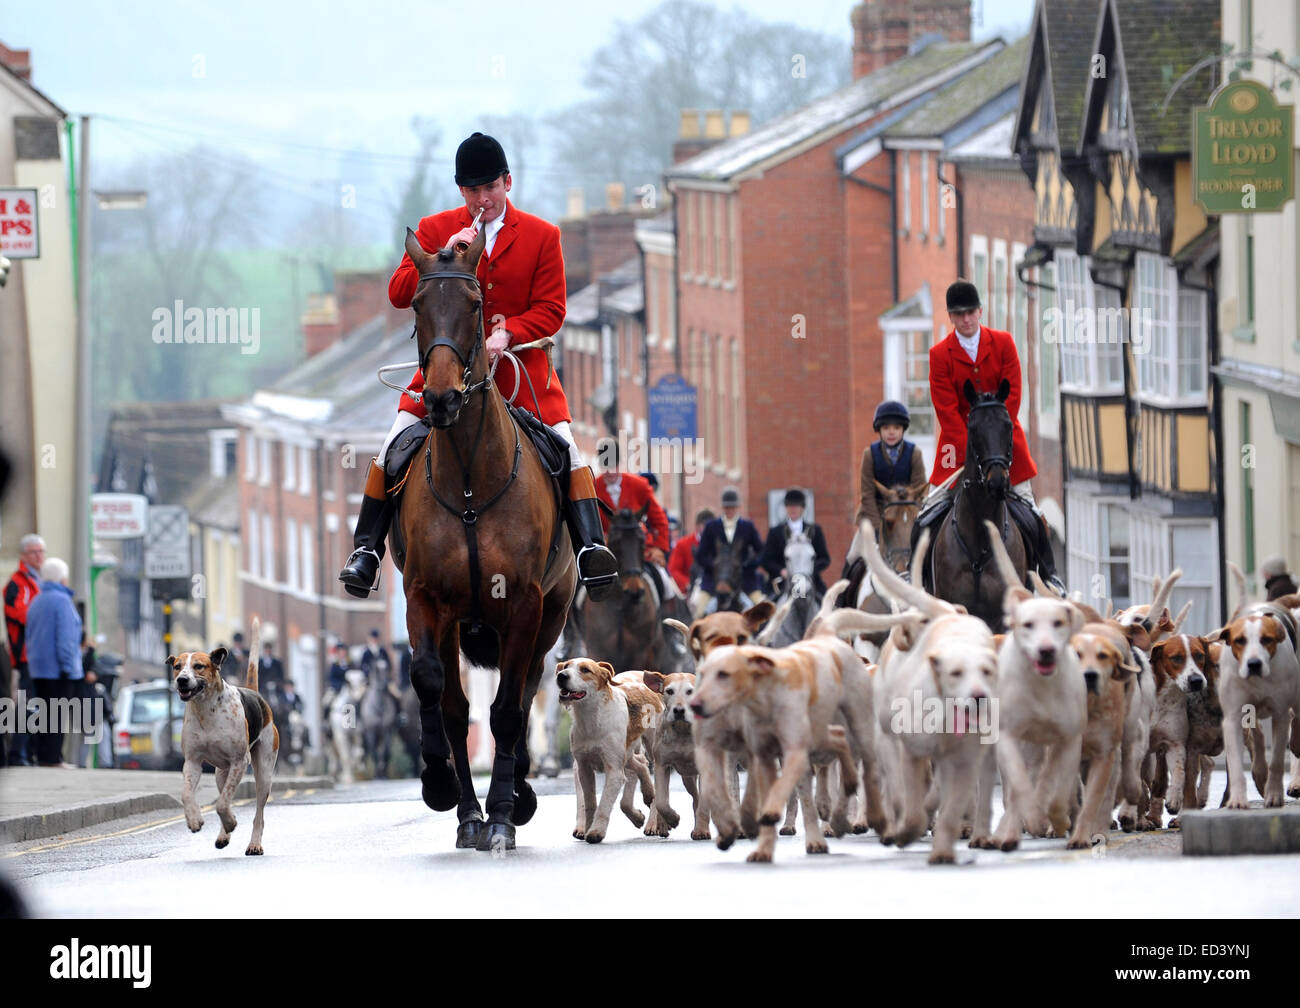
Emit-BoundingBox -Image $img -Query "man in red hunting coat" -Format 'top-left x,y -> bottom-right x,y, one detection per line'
592,442 -> 677,602
911,279 -> 1064,592
338,132 -> 617,601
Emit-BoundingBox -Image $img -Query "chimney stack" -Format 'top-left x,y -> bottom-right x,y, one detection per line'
850,0 -> 970,80
605,182 -> 625,212
0,42 -> 32,81
566,187 -> 586,219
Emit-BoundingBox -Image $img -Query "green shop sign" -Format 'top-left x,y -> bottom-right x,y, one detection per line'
1193,79 -> 1293,213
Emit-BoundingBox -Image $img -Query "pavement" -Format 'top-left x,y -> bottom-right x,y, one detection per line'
0,766 -> 333,845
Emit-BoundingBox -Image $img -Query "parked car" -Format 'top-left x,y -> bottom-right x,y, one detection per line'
113,679 -> 185,771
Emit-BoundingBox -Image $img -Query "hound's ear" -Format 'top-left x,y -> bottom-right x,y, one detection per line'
747,654 -> 778,676
1122,622 -> 1152,656
1113,645 -> 1139,679
209,647 -> 228,670
1003,586 -> 1032,617
996,377 -> 1010,402
596,661 -> 617,681
963,379 -> 978,406
165,655 -> 178,670
1216,625 -> 1233,642
1067,603 -> 1085,635
743,600 -> 776,632
689,624 -> 707,658
642,670 -> 666,694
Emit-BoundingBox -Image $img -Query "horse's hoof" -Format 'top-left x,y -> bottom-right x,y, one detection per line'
455,817 -> 485,849
421,759 -> 461,812
511,781 -> 538,826
476,820 -> 516,853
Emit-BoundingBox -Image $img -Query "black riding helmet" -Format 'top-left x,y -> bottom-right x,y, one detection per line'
455,132 -> 509,187
873,400 -> 911,431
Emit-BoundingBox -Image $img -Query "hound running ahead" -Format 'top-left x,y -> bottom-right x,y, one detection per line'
168,617 -> 279,855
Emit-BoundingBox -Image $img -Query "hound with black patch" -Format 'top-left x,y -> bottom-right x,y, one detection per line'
168,617 -> 279,855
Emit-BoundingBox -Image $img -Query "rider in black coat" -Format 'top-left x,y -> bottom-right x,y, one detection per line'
761,488 -> 831,598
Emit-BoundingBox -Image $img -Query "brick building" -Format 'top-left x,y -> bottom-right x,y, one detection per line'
223,274 -> 411,749
665,27 -> 1002,560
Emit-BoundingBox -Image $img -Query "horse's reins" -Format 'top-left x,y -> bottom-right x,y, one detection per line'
951,398 -> 1012,596
415,266 -> 523,636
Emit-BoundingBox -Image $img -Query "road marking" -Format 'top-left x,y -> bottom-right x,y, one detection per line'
3,796 -> 260,857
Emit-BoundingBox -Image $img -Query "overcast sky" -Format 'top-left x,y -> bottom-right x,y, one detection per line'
6,0 -> 1035,236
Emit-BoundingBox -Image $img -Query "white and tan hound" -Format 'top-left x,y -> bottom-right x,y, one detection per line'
168,617 -> 279,855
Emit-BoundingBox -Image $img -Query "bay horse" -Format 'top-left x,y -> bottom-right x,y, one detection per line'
396,226 -> 575,852
926,378 -> 1029,630
573,505 -> 661,672
875,481 -> 924,573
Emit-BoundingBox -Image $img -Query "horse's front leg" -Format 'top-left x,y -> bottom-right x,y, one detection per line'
408,606 -> 461,815
480,586 -> 543,852
510,653 -> 544,827
440,624 -> 486,848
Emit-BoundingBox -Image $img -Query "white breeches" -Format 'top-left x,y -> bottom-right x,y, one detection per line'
383,411 -> 586,471
922,479 -> 1039,515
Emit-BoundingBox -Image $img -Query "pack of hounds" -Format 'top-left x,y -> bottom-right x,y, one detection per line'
556,519 -> 1300,864
164,521 -> 1300,863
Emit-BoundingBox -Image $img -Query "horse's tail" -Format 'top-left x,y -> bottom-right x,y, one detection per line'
246,617 -> 261,692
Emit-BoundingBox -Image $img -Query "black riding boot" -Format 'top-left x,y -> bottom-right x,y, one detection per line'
1035,517 -> 1066,595
339,460 -> 393,599
566,467 -> 619,602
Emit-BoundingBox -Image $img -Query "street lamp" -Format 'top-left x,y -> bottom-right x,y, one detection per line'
73,112 -> 147,614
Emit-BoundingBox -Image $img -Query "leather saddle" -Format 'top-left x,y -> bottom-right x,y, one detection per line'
386,405 -> 571,574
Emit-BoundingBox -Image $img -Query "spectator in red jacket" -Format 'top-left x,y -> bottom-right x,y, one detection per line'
3,533 -> 44,766
669,509 -> 714,593
338,132 -> 617,603
912,280 -> 1063,591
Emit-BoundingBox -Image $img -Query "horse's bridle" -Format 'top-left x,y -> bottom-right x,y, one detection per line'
414,269 -> 491,406
965,399 -> 1013,487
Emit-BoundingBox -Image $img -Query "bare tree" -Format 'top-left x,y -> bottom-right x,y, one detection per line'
548,1 -> 850,203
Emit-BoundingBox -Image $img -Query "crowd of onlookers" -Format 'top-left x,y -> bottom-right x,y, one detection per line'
2,534 -> 110,768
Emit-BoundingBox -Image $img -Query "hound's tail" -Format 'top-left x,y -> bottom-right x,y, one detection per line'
246,617 -> 261,691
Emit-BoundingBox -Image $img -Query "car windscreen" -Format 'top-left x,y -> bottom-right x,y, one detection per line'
129,690 -> 173,724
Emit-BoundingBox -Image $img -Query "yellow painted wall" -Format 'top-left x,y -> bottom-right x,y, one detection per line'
1176,413 -> 1211,492
1171,159 -> 1209,255
1098,402 -> 1126,474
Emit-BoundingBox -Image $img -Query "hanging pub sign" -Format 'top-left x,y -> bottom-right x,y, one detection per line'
1193,79 -> 1293,214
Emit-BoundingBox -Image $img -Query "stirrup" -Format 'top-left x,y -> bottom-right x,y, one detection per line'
577,544 -> 618,600
339,547 -> 382,597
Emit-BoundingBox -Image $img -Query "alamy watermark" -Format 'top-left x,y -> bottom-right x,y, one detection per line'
594,431 -> 706,485
889,690 -> 999,744
151,300 -> 261,355
1040,301 -> 1153,356
0,691 -> 107,745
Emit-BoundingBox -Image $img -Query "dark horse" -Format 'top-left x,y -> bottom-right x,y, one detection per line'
922,379 -> 1029,630
573,505 -> 661,672
709,537 -> 754,614
396,225 -> 576,852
